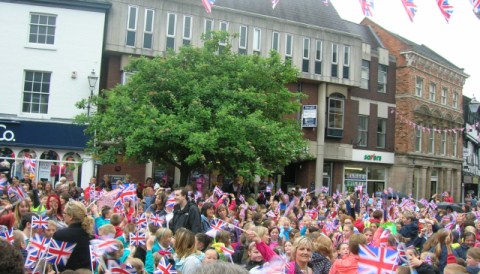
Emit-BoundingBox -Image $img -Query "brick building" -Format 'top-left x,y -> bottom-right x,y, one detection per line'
362,18 -> 468,201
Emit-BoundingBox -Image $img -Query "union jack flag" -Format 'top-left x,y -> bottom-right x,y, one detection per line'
115,184 -> 137,207
358,244 -> 398,274
436,0 -> 454,23
401,0 -> 417,22
31,215 -> 49,229
0,228 -> 14,244
27,234 -> 50,257
158,245 -> 174,257
129,232 -> 146,246
46,239 -> 76,265
107,260 -> 134,274
272,0 -> 280,9
429,201 -> 437,210
359,0 -> 374,17
0,179 -> 9,193
355,185 -> 364,193
136,213 -> 148,229
149,213 -> 164,227
8,185 -> 28,201
213,186 -> 223,197
266,186 -> 272,193
24,249 -> 41,269
299,188 -> 308,198
90,238 -> 118,255
206,218 -> 226,238
320,186 -> 329,193
419,198 -> 429,207
166,195 -> 176,207
155,256 -> 177,274
471,0 -> 480,14
89,245 -> 99,269
24,157 -> 36,174
220,246 -> 234,256
379,229 -> 391,247
201,0 -> 215,13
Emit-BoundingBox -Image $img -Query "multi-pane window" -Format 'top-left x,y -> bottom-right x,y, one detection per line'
285,34 -> 293,60
166,13 -> 177,50
314,40 -> 322,75
415,124 -> 422,152
23,71 -> 51,114
204,19 -> 213,40
361,60 -> 370,89
126,6 -> 138,47
302,38 -> 310,73
343,46 -> 351,79
428,127 -> 434,154
219,21 -> 228,46
453,91 -> 458,108
377,65 -> 387,93
429,82 -> 436,101
183,16 -> 192,45
441,131 -> 446,155
253,28 -> 261,53
328,96 -> 344,131
238,25 -> 247,55
441,87 -> 447,105
377,119 -> 386,148
143,9 -> 154,49
272,32 -> 280,52
358,116 -> 368,147
29,13 -> 56,45
452,132 -> 458,156
331,44 -> 338,78
415,77 -> 423,97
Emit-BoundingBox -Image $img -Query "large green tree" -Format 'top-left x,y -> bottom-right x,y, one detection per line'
77,33 -> 308,185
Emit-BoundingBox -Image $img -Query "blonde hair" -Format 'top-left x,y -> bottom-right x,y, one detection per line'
155,227 -> 173,241
64,201 -> 94,236
174,228 -> 196,259
126,257 -> 144,272
467,247 -> 480,260
444,263 -> 468,274
254,226 -> 268,240
313,235 -> 334,261
99,224 -> 116,237
290,236 -> 313,262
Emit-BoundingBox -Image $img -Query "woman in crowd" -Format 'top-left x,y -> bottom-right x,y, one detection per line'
44,194 -> 63,222
174,227 -> 202,274
200,202 -> 215,233
53,200 -> 94,271
287,236 -> 313,274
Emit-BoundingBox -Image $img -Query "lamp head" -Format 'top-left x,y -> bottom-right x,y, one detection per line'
88,69 -> 99,89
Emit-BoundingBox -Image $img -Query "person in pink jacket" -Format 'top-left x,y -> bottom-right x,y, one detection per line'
329,234 -> 367,274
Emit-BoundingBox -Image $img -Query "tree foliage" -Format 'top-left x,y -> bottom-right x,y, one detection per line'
76,32 -> 309,184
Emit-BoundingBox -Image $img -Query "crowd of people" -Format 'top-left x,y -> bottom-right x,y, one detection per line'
1,173 -> 480,274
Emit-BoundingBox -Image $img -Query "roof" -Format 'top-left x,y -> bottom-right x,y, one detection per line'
342,20 -> 383,48
216,0 -> 350,33
2,0 -> 111,12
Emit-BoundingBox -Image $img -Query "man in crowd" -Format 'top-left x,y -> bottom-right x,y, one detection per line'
171,187 -> 201,234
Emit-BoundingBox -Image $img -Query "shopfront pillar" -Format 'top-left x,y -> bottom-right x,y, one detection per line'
314,83 -> 327,193
419,166 -> 428,199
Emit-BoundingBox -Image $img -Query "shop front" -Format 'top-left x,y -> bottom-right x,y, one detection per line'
343,149 -> 394,194
0,120 -> 91,187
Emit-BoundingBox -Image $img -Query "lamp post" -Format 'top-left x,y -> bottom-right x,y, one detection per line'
87,69 -> 99,117
463,96 -> 480,203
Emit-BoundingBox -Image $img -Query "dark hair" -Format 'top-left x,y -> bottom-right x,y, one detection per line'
101,206 -> 112,218
110,213 -> 122,226
201,202 -> 214,216
0,238 -> 24,274
195,233 -> 212,252
20,212 -> 38,231
177,188 -> 188,197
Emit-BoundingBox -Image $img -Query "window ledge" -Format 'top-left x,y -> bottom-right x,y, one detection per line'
25,44 -> 57,51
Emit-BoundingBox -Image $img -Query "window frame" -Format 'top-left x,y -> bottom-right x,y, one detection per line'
377,64 -> 387,93
376,118 -> 386,149
285,33 -> 293,58
126,6 -> 138,47
204,19 -> 214,40
29,13 -> 57,45
314,40 -> 322,75
166,12 -> 177,50
219,21 -> 228,46
415,124 -> 422,152
331,43 -> 338,78
429,82 -> 436,102
452,132 -> 458,157
415,77 -> 423,97
182,15 -> 192,45
239,25 -> 248,50
253,28 -> 261,53
428,127 -> 434,154
361,60 -> 370,89
22,70 -> 51,114
358,115 -> 368,147
441,87 -> 447,105
142,8 -> 155,49
440,131 -> 446,155
343,45 -> 351,79
272,31 -> 280,52
327,96 -> 344,130
453,91 -> 458,108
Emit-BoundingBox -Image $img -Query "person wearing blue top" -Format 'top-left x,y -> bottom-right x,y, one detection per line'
91,204 -> 112,233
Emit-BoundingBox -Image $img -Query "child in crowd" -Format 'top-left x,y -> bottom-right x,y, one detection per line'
203,248 -> 219,264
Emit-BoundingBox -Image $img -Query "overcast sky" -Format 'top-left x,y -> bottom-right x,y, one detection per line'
330,0 -> 479,100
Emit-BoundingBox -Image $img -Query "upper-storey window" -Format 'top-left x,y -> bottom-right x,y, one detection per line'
377,64 -> 387,93
302,38 -> 310,73
23,71 -> 51,114
219,21 -> 228,46
143,9 -> 154,49
272,32 -> 280,52
415,124 -> 422,152
315,40 -> 322,75
285,34 -> 293,61
343,46 -> 351,79
415,77 -> 423,97
429,82 -> 436,102
327,94 -> 344,138
377,118 -> 386,148
183,15 -> 192,45
331,44 -> 338,78
126,6 -> 137,47
453,91 -> 458,108
29,13 -> 56,45
204,19 -> 213,40
361,60 -> 369,89
441,87 -> 447,105
253,28 -> 261,54
238,25 -> 247,55
166,13 -> 177,50
358,115 -> 368,147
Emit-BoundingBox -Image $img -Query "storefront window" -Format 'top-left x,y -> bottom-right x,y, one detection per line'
344,166 -> 386,194
344,166 -> 367,193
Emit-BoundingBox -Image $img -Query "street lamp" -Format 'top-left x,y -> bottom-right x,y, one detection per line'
87,69 -> 99,117
463,96 -> 480,203
469,96 -> 480,114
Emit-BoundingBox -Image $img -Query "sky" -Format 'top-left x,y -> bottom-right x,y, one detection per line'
329,0 -> 479,100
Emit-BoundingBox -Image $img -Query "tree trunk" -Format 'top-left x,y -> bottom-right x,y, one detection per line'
179,165 -> 191,187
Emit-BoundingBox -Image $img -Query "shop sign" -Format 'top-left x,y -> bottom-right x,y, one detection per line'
301,105 -> 317,128
352,149 -> 394,164
0,124 -> 15,142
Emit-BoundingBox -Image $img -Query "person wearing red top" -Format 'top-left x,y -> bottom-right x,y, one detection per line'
443,191 -> 454,203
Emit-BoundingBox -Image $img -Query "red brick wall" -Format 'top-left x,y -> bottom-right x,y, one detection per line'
98,158 -> 146,184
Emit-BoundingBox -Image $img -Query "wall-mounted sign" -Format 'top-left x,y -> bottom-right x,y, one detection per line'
301,105 -> 317,128
352,149 -> 394,164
